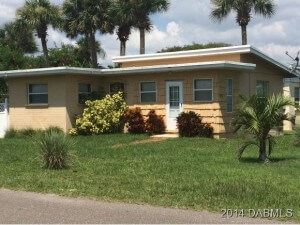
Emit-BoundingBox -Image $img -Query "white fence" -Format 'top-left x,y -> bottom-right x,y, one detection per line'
0,98 -> 8,138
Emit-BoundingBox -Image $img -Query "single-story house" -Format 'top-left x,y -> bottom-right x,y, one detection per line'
0,45 -> 297,138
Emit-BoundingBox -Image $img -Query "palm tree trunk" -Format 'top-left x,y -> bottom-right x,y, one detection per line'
120,40 -> 126,56
241,24 -> 248,45
258,139 -> 268,162
40,35 -> 49,67
89,33 -> 98,68
139,27 -> 145,55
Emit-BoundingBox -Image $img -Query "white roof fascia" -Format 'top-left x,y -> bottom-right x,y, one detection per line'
0,61 -> 256,78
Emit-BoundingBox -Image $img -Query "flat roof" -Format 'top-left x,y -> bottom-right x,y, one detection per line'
113,45 -> 299,77
0,61 -> 256,78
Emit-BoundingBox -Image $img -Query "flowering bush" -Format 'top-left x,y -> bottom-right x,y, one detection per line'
145,110 -> 166,134
125,107 -> 146,134
70,92 -> 128,135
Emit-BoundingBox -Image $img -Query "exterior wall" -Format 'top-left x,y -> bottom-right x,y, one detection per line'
120,53 -> 241,68
7,76 -> 68,131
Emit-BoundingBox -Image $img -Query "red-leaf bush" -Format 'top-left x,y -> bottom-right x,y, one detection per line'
145,110 -> 166,134
125,107 -> 146,134
176,111 -> 213,138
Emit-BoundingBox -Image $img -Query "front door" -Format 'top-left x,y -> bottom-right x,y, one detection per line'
166,81 -> 183,131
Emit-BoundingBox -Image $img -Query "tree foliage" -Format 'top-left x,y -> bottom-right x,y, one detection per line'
158,42 -> 232,53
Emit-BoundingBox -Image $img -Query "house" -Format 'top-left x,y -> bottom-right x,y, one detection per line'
0,45 -> 297,138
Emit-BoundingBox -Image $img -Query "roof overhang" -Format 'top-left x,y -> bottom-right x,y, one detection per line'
112,45 -> 299,77
0,61 -> 256,78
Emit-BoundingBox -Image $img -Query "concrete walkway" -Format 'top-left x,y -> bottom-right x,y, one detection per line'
0,189 -> 288,224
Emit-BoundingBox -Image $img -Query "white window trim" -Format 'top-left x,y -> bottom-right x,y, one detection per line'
193,78 -> 213,102
140,81 -> 157,103
27,84 -> 48,105
78,83 -> 92,103
109,82 -> 125,94
226,78 -> 233,113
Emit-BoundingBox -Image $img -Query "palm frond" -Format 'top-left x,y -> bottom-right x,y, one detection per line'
237,140 -> 259,161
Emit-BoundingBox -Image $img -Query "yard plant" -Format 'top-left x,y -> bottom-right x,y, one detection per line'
234,94 -> 293,162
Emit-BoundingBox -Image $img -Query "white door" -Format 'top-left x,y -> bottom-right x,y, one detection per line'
166,81 -> 183,131
0,99 -> 8,138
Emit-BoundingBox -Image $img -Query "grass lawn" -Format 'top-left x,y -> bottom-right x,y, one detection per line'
0,133 -> 299,222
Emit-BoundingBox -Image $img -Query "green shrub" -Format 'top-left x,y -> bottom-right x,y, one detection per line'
45,126 -> 64,134
36,129 -> 74,169
145,110 -> 166,134
70,92 -> 128,135
294,126 -> 300,147
5,128 -> 39,138
177,111 -> 213,138
125,107 -> 146,134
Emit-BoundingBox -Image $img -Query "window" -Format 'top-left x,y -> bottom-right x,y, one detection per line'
28,84 -> 48,105
78,83 -> 92,104
194,79 -> 213,102
110,82 -> 125,94
226,79 -> 233,113
295,87 -> 300,107
256,81 -> 269,97
140,82 -> 156,103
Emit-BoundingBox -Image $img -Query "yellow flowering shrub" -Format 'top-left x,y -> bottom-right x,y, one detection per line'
70,92 -> 128,135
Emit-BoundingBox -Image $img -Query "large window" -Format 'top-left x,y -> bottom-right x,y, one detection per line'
194,79 -> 213,102
110,82 -> 125,95
226,79 -> 233,113
140,82 -> 156,103
295,87 -> 300,107
256,81 -> 269,97
28,84 -> 48,105
78,83 -> 92,104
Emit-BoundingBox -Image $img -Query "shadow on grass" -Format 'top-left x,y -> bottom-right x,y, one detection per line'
240,157 -> 297,163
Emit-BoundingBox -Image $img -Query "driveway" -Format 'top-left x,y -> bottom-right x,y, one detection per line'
0,189 -> 287,224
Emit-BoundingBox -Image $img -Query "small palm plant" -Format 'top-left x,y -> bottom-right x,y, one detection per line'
36,128 -> 74,169
233,94 -> 293,163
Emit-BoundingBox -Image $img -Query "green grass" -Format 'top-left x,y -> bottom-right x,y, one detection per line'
0,133 -> 299,222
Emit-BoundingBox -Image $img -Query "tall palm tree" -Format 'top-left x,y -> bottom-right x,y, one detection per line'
0,20 -> 37,54
62,0 -> 114,68
233,94 -> 293,163
110,0 -> 136,56
210,0 -> 276,45
131,0 -> 170,54
17,0 -> 61,66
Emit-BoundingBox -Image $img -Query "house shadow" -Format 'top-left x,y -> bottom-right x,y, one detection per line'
240,157 -> 297,164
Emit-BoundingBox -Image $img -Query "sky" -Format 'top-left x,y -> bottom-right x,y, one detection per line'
1,0 -> 300,66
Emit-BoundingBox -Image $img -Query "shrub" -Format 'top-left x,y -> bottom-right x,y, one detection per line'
36,129 -> 74,169
145,110 -> 166,134
177,111 -> 213,138
294,126 -> 300,147
125,107 -> 146,134
45,126 -> 64,134
5,128 -> 39,138
70,92 -> 128,135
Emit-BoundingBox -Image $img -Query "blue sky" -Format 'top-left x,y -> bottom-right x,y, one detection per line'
1,0 -> 300,66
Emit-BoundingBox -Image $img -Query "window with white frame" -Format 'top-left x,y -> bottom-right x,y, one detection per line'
256,81 -> 269,97
28,84 -> 48,105
140,82 -> 156,103
110,82 -> 125,95
78,83 -> 92,104
194,79 -> 213,102
295,87 -> 300,107
226,79 -> 233,113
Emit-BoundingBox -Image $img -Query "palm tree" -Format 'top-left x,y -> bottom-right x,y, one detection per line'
110,0 -> 136,56
131,0 -> 170,54
17,0 -> 61,66
210,0 -> 276,45
62,0 -> 114,68
0,20 -> 37,54
233,94 -> 293,163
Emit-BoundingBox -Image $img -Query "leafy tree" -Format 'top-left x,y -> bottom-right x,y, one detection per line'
158,42 -> 232,53
17,0 -> 61,66
210,0 -> 276,45
233,94 -> 293,163
62,0 -> 113,68
132,0 -> 170,54
110,0 -> 136,56
0,20 -> 37,54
